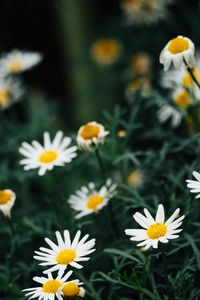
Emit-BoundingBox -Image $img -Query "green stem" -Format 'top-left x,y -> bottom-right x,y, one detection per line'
95,148 -> 106,183
161,249 -> 170,296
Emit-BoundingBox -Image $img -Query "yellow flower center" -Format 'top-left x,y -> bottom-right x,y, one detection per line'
175,90 -> 190,109
183,70 -> 200,88
62,282 -> 80,297
92,40 -> 120,63
56,249 -> 76,265
8,59 -> 23,73
42,280 -> 62,294
0,89 -> 10,107
147,223 -> 167,239
0,190 -> 12,205
38,150 -> 58,164
168,37 -> 189,54
80,124 -> 100,140
86,194 -> 104,210
127,170 -> 143,187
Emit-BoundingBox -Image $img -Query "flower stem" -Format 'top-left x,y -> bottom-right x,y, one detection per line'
95,148 -> 106,183
161,249 -> 171,296
184,58 -> 200,90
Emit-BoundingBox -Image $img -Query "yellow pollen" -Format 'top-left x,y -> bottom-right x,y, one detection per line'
8,60 -> 23,73
86,194 -> 104,210
80,124 -> 100,140
38,150 -> 58,164
62,282 -> 80,297
56,249 -> 76,265
183,70 -> 200,88
147,223 -> 167,239
0,190 -> 12,205
42,280 -> 62,294
0,89 -> 10,107
168,37 -> 189,54
175,90 -> 190,109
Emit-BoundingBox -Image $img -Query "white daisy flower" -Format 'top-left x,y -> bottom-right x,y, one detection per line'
157,104 -> 182,127
160,35 -> 195,71
77,121 -> 109,152
125,204 -> 185,250
0,77 -> 23,109
34,230 -> 96,274
23,270 -> 81,300
0,50 -> 42,74
68,179 -> 117,219
186,171 -> 200,198
19,131 -> 77,176
0,189 -> 16,218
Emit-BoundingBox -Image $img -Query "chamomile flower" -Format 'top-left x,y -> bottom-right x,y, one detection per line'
186,171 -> 200,198
91,39 -> 121,65
160,35 -> 195,71
173,88 -> 191,109
0,50 -> 42,74
34,230 -> 96,274
125,204 -> 185,250
0,189 -> 16,218
19,131 -> 77,176
127,169 -> 144,188
23,270 -> 77,300
121,0 -> 168,25
157,104 -> 182,127
77,121 -> 109,151
68,179 -> 117,219
0,77 -> 23,109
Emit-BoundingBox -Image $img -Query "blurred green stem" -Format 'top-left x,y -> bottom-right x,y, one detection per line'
95,148 -> 106,183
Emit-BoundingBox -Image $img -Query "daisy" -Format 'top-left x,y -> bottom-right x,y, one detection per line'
186,171 -> 200,198
0,77 -> 23,109
0,50 -> 42,74
0,189 -> 16,218
19,131 -> 77,176
34,230 -> 96,274
125,204 -> 185,250
77,121 -> 109,152
68,179 -> 117,219
121,0 -> 168,25
160,35 -> 195,71
173,88 -> 191,109
23,270 -> 77,300
127,169 -> 144,188
91,39 -> 121,65
157,104 -> 182,128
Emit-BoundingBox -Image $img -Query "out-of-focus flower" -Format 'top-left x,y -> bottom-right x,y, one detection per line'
0,50 -> 42,75
186,171 -> 200,198
121,0 -> 168,25
117,130 -> 127,138
173,89 -> 191,109
157,104 -> 182,128
0,189 -> 16,218
77,121 -> 109,152
126,77 -> 151,100
125,204 -> 185,250
34,230 -> 96,274
127,169 -> 144,188
91,39 -> 121,65
160,36 -> 195,71
68,179 -> 117,219
19,131 -> 77,176
130,53 -> 152,76
0,77 -> 23,109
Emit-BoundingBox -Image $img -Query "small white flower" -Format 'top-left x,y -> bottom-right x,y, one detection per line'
0,77 -> 23,109
34,230 -> 96,274
125,204 -> 185,250
186,171 -> 200,198
160,35 -> 195,71
157,104 -> 182,127
19,131 -> 77,176
23,270 -> 83,300
68,179 -> 117,219
0,50 -> 42,74
0,189 -> 16,218
77,121 -> 109,152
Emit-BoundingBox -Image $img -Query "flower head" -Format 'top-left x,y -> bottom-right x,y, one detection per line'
127,169 -> 144,188
23,270 -> 83,300
125,204 -> 185,250
157,104 -> 182,128
0,77 -> 23,109
0,50 -> 42,74
91,39 -> 121,65
173,88 -> 191,109
19,131 -> 77,176
34,230 -> 96,274
186,171 -> 200,198
0,189 -> 16,218
77,121 -> 109,151
160,35 -> 195,71
68,179 -> 117,219
130,52 -> 152,76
